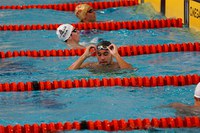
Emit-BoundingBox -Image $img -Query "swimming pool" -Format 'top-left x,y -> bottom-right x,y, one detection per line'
0,0 -> 200,132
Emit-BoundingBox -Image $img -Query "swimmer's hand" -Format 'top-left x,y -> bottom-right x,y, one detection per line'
107,43 -> 133,69
83,44 -> 96,58
107,43 -> 118,56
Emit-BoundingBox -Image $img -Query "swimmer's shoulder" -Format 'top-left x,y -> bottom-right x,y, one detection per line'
81,62 -> 97,68
169,102 -> 188,108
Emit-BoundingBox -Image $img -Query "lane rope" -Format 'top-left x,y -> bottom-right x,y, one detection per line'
0,0 -> 138,11
0,42 -> 199,59
0,0 -> 199,131
0,116 -> 200,132
0,74 -> 199,92
0,18 -> 183,31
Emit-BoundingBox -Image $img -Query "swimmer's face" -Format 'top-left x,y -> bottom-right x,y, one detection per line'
84,8 -> 96,22
96,49 -> 112,65
67,28 -> 80,43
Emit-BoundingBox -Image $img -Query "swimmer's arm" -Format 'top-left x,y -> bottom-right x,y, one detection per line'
108,44 -> 133,69
68,54 -> 88,70
114,54 -> 133,69
68,44 -> 96,70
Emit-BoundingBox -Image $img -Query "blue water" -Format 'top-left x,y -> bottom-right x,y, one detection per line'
0,86 -> 195,125
0,3 -> 161,25
0,0 -> 200,132
0,52 -> 199,83
1,28 -> 200,52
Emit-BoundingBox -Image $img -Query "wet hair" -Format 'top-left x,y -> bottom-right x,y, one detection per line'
96,41 -> 111,50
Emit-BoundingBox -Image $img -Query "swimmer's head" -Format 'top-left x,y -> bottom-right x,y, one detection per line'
194,82 -> 200,98
96,41 -> 113,65
96,41 -> 111,51
75,4 -> 95,22
56,24 -> 73,42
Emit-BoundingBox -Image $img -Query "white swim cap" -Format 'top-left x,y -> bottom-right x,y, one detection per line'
194,82 -> 200,98
56,24 -> 73,42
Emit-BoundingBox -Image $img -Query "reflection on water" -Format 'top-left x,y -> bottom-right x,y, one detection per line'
132,2 -> 166,20
0,90 -> 67,110
0,60 -> 36,77
87,67 -> 138,78
32,91 -> 67,110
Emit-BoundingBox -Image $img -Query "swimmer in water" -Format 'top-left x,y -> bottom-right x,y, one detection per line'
68,41 -> 135,70
74,4 -> 103,35
56,24 -> 85,49
74,4 -> 96,22
162,82 -> 200,116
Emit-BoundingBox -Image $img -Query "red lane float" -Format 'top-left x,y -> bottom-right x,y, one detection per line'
0,0 -> 138,11
0,18 -> 183,31
0,116 -> 199,132
0,42 -> 199,59
0,74 -> 199,92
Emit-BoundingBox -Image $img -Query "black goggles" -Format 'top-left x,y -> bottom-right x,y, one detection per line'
87,9 -> 94,13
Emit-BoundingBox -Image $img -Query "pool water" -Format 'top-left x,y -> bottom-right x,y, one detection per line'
0,52 -> 199,83
0,86 -> 195,124
0,0 -> 200,132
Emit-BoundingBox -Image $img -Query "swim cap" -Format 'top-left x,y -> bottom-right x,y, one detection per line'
194,82 -> 200,98
96,41 -> 111,50
74,4 -> 91,21
56,24 -> 73,42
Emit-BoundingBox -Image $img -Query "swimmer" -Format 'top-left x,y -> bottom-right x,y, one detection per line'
74,4 -> 96,22
74,4 -> 114,36
162,82 -> 200,116
68,41 -> 135,70
56,24 -> 85,49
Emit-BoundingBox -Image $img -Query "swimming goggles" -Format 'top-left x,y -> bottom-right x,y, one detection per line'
97,45 -> 108,50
